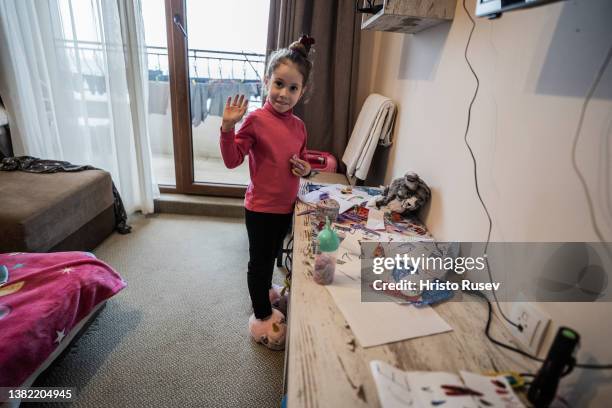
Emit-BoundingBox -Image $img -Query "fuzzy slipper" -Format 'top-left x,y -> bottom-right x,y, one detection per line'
248,309 -> 287,351
270,284 -> 289,316
269,284 -> 284,305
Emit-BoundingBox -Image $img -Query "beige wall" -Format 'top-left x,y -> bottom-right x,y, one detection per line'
356,0 -> 612,404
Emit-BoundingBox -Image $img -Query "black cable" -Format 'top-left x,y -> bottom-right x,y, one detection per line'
574,362 -> 612,370
461,0 -> 522,331
466,289 -> 543,362
570,41 -> 612,245
284,235 -> 293,276
465,289 -> 612,370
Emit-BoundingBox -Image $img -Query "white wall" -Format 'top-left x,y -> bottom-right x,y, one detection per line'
356,0 -> 612,404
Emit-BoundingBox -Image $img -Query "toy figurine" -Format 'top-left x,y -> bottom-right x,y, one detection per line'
376,172 -> 430,214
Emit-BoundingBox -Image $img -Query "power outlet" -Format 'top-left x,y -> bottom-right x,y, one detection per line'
507,302 -> 551,356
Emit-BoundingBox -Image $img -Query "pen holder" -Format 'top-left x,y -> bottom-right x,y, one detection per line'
315,199 -> 340,229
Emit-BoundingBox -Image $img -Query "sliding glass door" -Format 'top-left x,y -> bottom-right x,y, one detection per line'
143,0 -> 269,196
186,0 -> 268,186
142,0 -> 176,186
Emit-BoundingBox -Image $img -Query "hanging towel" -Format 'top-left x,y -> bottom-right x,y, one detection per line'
190,82 -> 201,125
190,82 -> 210,126
198,82 -> 210,124
83,74 -> 106,95
209,81 -> 239,117
342,93 -> 396,180
148,80 -> 169,115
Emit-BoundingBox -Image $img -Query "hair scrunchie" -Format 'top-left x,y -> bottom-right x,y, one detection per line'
298,35 -> 315,54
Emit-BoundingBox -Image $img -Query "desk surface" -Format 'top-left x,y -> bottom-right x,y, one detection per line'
285,174 -> 538,408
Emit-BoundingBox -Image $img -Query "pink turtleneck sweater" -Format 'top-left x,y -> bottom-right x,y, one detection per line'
220,101 -> 307,214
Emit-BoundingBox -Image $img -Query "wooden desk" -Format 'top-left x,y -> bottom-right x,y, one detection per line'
285,175 -> 538,407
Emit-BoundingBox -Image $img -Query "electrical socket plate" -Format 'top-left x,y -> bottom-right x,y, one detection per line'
507,302 -> 551,356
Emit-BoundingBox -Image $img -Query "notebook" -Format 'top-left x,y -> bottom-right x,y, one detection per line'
370,360 -> 524,408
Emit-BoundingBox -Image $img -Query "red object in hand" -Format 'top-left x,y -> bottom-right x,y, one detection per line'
303,150 -> 337,173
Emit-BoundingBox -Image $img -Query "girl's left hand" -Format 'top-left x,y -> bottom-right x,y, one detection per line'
290,155 -> 311,177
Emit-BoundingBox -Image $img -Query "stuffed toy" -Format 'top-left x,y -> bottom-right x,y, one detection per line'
375,172 -> 431,214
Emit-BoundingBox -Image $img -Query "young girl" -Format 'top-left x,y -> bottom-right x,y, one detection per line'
219,35 -> 315,350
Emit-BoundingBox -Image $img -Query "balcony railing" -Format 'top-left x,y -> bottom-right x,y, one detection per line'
58,39 -> 265,83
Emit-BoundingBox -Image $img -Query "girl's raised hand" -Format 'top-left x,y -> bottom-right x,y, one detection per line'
221,94 -> 249,132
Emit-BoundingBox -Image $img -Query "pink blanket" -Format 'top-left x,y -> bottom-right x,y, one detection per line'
0,252 -> 126,387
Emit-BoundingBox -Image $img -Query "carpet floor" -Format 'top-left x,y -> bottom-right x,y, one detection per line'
27,213 -> 285,408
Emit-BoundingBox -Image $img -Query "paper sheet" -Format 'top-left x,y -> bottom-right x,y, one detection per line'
325,260 -> 452,348
336,197 -> 356,214
370,361 -> 524,408
366,208 -> 385,231
338,232 -> 364,256
370,361 -> 415,408
300,184 -> 377,214
300,189 -> 327,204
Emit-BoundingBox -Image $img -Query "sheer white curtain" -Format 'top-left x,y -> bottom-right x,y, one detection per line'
0,0 -> 157,214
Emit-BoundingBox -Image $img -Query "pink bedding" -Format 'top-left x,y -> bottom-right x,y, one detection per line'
0,251 -> 126,387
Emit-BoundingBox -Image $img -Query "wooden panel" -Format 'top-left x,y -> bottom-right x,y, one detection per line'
385,0 -> 456,20
286,181 -> 538,407
361,0 -> 456,34
165,0 -> 191,192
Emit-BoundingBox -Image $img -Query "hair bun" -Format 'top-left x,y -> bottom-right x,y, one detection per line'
289,35 -> 315,58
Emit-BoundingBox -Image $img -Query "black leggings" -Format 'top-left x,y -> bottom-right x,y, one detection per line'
245,208 -> 293,319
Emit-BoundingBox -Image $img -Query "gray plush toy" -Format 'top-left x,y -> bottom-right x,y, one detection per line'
375,172 -> 431,214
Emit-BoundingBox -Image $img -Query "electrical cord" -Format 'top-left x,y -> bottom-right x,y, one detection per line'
461,0 -> 522,331
570,41 -> 612,245
283,235 -> 293,276
465,289 -> 612,370
465,289 -> 543,362
460,1 -> 612,372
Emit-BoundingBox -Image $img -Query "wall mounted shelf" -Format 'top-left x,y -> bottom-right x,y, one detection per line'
361,0 -> 456,34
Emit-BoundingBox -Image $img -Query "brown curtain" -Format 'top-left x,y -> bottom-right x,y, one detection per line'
267,0 -> 361,171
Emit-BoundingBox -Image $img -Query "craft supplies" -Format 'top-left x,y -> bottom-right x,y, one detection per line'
366,208 -> 385,231
370,361 -> 525,408
306,183 -> 326,192
314,218 -> 340,285
315,199 -> 340,225
355,186 -> 383,196
296,208 -> 316,216
352,223 -> 381,237
413,282 -> 455,306
313,253 -> 335,285
333,224 -> 352,232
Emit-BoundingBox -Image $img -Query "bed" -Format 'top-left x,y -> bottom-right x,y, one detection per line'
0,251 -> 126,398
